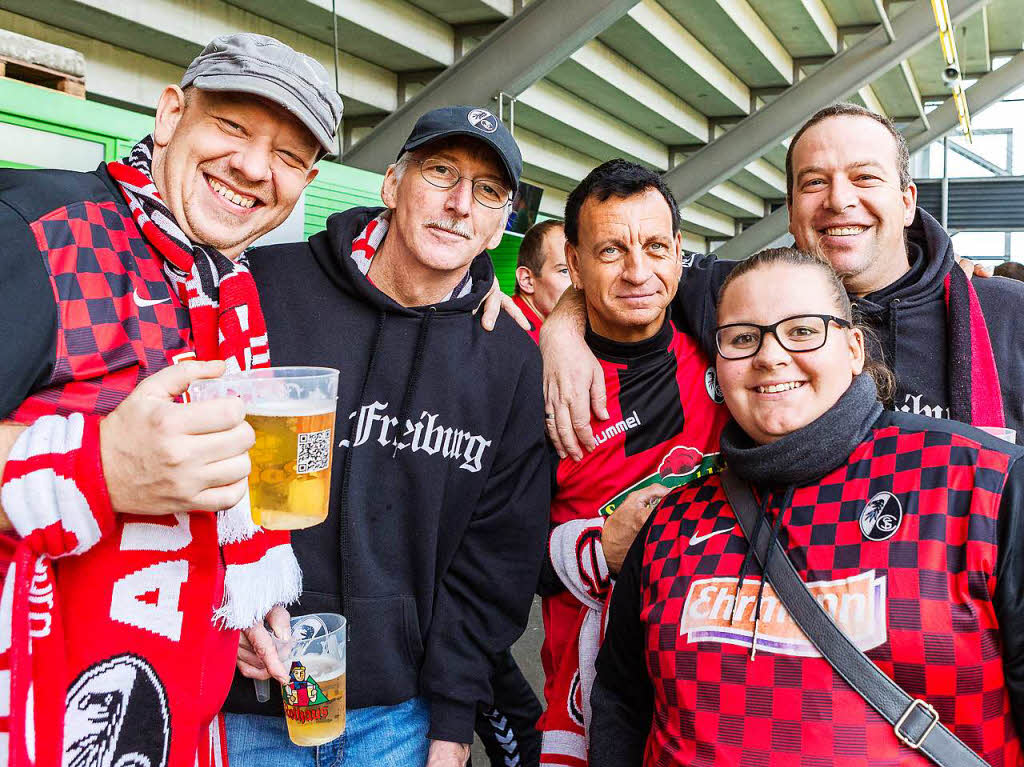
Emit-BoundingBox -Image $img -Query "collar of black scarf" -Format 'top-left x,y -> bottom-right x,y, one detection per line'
720,373 -> 883,487
106,135 -> 269,371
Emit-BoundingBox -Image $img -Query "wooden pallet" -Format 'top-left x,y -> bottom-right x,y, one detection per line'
0,55 -> 85,98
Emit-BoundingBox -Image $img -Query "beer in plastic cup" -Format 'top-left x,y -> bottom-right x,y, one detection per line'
188,367 -> 339,529
279,613 -> 347,746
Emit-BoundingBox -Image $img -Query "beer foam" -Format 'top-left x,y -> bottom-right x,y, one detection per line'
246,401 -> 335,417
291,652 -> 344,681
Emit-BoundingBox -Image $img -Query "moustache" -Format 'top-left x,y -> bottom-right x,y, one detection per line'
424,218 -> 472,239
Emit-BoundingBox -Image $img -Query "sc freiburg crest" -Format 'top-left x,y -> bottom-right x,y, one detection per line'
64,654 -> 170,767
468,108 -> 498,133
859,491 -> 903,541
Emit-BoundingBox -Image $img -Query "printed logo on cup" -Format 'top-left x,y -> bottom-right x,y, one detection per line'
284,660 -> 331,724
598,447 -> 720,517
859,491 -> 903,541
468,108 -> 498,133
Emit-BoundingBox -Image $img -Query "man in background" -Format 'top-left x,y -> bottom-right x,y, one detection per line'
995,261 -> 1024,281
513,220 -> 571,343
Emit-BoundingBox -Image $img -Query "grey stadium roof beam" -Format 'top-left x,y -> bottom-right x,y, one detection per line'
662,0 -> 993,209
711,50 -> 1024,260
341,0 -> 640,173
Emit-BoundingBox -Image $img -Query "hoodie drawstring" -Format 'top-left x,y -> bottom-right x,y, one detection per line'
888,298 -> 901,381
730,486 -> 796,660
729,498 -> 768,625
392,307 -> 435,458
749,486 -> 795,659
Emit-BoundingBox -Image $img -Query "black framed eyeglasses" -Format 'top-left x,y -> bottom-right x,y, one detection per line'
715,314 -> 852,360
409,157 -> 512,209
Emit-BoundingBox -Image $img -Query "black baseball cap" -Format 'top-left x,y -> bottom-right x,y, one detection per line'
398,105 -> 522,189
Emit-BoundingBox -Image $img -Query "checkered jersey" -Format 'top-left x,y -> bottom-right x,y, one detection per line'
640,420 -> 1020,765
9,199 -> 192,422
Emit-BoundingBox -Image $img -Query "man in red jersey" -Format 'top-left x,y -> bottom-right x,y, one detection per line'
537,160 -> 729,767
513,220 -> 572,343
0,33 -> 341,767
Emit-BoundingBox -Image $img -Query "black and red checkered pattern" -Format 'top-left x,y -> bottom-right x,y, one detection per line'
639,421 -> 1020,765
9,200 -> 192,422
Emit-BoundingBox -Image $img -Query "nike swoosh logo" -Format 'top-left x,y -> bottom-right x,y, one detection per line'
689,526 -> 735,546
133,290 -> 170,308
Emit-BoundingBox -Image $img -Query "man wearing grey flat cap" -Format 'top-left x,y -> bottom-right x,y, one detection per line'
0,32 -> 339,767
225,105 -> 549,767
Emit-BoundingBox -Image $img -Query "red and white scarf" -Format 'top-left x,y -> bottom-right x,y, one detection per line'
0,137 -> 301,767
539,519 -> 611,767
944,266 -> 1005,427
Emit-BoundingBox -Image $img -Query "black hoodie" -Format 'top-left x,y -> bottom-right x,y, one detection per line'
675,208 -> 1024,436
222,206 -> 550,744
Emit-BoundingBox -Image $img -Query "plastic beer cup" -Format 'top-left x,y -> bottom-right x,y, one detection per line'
188,366 -> 339,530
279,613 -> 347,746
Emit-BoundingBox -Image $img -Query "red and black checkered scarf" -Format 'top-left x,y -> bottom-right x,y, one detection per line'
0,137 -> 301,767
107,135 -> 271,372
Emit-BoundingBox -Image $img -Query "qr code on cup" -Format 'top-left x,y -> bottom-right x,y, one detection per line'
296,429 -> 332,474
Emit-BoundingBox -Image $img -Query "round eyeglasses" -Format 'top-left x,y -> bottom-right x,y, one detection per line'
410,157 -> 512,209
715,314 -> 852,360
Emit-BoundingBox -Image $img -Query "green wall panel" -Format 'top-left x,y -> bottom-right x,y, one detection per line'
489,231 -> 524,295
0,79 -> 152,162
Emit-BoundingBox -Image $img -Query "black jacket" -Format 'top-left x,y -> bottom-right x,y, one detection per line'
222,207 -> 550,744
676,208 -> 1024,435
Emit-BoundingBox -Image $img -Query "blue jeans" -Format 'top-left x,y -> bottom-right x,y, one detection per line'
225,697 -> 431,767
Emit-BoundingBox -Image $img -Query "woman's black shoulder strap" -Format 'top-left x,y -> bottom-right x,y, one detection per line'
720,468 -> 990,767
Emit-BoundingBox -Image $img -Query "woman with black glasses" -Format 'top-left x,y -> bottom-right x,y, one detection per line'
589,247 -> 1024,766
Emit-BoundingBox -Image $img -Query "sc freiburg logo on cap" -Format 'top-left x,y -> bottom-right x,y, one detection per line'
468,108 -> 498,133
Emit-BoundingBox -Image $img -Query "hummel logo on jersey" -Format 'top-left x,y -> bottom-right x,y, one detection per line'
133,289 -> 170,308
688,525 -> 734,547
593,410 -> 642,446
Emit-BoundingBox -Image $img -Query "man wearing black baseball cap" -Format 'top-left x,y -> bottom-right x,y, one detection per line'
0,33 -> 340,767
225,106 -> 549,767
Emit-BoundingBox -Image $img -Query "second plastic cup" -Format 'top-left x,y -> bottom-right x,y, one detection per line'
279,613 -> 347,746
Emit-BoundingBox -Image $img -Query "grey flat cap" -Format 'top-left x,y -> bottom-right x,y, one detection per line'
181,33 -> 343,154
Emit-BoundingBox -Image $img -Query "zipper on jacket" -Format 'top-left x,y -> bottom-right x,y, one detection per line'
339,311 -> 388,631
887,298 -> 900,381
